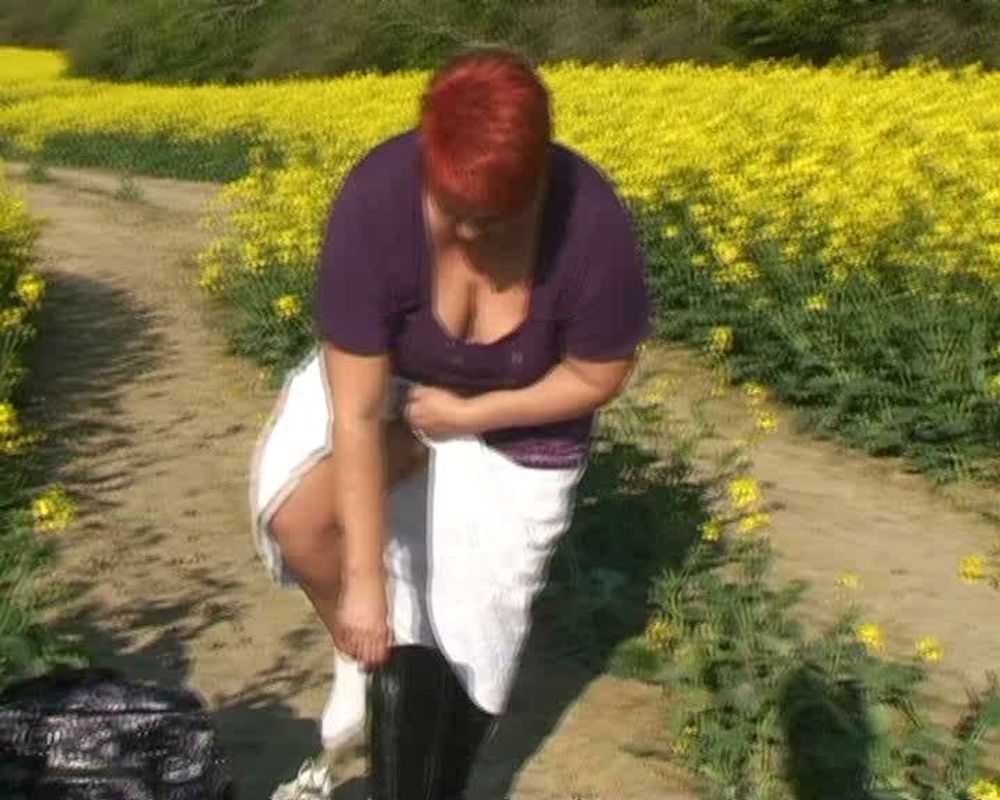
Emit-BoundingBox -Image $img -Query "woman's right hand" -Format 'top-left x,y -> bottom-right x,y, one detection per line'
334,571 -> 392,669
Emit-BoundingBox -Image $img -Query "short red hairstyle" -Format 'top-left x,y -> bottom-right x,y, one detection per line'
418,48 -> 551,217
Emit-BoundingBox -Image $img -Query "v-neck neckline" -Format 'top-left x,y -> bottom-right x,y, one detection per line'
415,146 -> 556,349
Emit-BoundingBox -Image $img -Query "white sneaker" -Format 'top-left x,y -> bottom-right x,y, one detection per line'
269,756 -> 335,800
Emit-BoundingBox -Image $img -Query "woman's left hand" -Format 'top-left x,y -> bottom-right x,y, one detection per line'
404,385 -> 479,438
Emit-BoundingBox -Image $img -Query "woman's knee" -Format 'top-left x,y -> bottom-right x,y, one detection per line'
269,456 -> 342,555
268,423 -> 423,552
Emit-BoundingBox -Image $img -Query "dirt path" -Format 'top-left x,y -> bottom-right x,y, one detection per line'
8,163 -> 695,800
641,346 -> 1000,725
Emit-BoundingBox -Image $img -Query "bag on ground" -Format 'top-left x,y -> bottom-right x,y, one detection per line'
0,666 -> 236,799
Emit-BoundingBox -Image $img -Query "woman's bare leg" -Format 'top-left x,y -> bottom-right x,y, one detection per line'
268,418 -> 427,757
268,417 -> 427,603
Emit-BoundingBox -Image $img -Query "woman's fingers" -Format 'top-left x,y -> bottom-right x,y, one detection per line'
338,623 -> 390,669
333,625 -> 356,661
360,639 -> 381,672
403,384 -> 425,430
357,636 -> 386,673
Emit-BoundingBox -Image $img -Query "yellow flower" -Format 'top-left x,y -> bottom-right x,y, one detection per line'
709,326 -> 733,356
711,259 -> 758,287
0,401 -> 19,438
743,382 -> 769,406
662,223 -> 682,238
0,307 -> 26,330
727,477 -> 761,512
804,292 -> 828,312
830,264 -> 849,284
914,636 -> 943,663
273,294 -> 302,320
0,432 -> 43,456
716,241 -> 740,265
755,411 -> 778,434
736,511 -> 770,536
987,373 -> 1000,401
700,518 -> 722,542
197,262 -> 224,293
645,616 -> 678,649
672,723 -> 699,757
968,779 -> 1000,800
14,272 -> 45,309
836,573 -> 861,590
31,486 -> 77,533
641,375 -> 676,404
960,554 -> 988,583
855,622 -> 884,653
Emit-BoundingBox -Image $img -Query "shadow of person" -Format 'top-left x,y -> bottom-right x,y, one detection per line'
464,438 -> 710,798
779,664 -> 875,800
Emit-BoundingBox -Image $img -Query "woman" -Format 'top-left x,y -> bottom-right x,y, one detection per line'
252,47 -> 654,799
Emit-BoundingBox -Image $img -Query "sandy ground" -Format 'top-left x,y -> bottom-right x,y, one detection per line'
8,162 -> 999,798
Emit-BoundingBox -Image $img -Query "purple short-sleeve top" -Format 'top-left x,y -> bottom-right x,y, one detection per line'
313,128 -> 654,468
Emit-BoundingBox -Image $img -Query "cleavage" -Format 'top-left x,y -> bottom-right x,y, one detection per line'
431,247 -> 532,345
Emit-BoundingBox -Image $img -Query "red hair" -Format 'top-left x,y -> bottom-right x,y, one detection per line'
418,48 -> 551,217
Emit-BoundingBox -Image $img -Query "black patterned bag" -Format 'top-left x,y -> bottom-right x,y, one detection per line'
0,666 -> 236,799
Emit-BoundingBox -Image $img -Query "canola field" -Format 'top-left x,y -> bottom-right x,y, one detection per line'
3,47 -> 998,477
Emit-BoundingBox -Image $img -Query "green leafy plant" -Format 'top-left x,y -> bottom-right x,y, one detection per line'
0,168 -> 83,691
638,476 -> 1000,799
635,197 -> 1000,484
24,158 -> 50,184
113,172 -> 143,202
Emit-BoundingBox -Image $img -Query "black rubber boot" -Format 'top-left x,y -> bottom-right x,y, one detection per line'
436,675 -> 496,800
367,645 -> 453,800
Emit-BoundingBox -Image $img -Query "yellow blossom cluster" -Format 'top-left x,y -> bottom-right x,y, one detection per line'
852,622 -> 946,664
645,615 -> 679,650
969,780 -> 1000,800
960,554 -> 990,583
1,49 -> 999,303
0,399 -> 41,455
31,486 -> 77,533
0,133 -> 76,548
272,293 -> 302,320
697,476 -> 772,545
855,621 -> 885,653
836,572 -> 861,590
914,635 -> 943,663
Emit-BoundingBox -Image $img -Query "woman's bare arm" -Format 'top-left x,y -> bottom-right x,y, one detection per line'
465,355 -> 635,430
405,355 -> 636,437
322,338 -> 393,667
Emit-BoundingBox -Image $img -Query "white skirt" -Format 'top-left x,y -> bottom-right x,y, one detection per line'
248,345 -> 586,721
